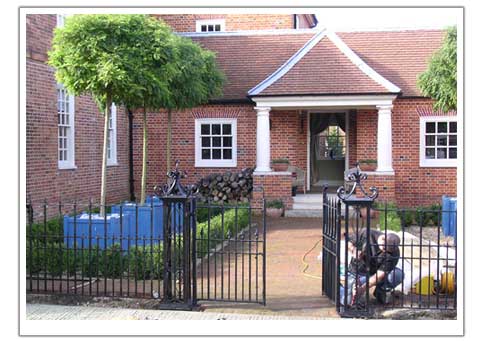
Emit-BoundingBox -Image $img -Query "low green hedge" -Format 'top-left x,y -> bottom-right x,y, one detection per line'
374,202 -> 443,231
196,207 -> 249,255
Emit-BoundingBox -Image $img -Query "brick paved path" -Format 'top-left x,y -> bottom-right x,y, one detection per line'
200,217 -> 338,318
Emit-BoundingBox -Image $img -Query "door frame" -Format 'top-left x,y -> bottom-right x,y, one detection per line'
307,110 -> 349,191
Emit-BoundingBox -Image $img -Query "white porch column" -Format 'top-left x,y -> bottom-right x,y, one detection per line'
376,105 -> 394,173
254,106 -> 272,172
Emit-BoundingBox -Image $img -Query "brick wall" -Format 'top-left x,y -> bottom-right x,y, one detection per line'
391,98 -> 457,207
26,14 -> 130,219
252,173 -> 293,210
347,99 -> 457,207
153,14 -> 295,32
131,104 -> 258,199
270,110 -> 307,171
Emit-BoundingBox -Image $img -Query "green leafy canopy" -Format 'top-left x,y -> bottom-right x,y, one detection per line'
418,26 -> 457,112
48,14 -> 163,111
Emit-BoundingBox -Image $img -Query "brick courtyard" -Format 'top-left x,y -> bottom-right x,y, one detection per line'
200,217 -> 338,318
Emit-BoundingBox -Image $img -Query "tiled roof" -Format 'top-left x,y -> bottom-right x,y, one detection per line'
191,32 -> 316,100
190,29 -> 445,100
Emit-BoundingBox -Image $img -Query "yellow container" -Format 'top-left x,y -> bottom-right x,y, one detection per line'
414,276 -> 435,295
441,271 -> 455,294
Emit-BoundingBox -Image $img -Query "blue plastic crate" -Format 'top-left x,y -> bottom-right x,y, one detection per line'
110,196 -> 184,244
63,212 -> 134,250
442,196 -> 457,241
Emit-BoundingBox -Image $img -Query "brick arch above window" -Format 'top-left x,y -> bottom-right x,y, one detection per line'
192,109 -> 240,119
416,106 -> 457,117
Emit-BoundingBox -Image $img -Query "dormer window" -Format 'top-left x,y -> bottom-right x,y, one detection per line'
196,19 -> 225,33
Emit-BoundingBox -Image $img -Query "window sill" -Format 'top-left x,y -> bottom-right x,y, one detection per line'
420,160 -> 457,168
58,164 -> 77,170
195,161 -> 237,168
107,162 -> 119,167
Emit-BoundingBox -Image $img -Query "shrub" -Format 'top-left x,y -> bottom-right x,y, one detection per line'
196,207 -> 249,255
266,200 -> 284,209
128,243 -> 164,280
26,217 -> 64,244
196,206 -> 223,224
376,202 -> 402,232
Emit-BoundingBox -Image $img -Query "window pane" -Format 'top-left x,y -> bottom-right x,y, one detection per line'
425,148 -> 435,159
222,124 -> 231,135
425,135 -> 435,146
215,24 -> 221,31
208,25 -> 214,31
201,124 -> 210,135
449,122 -> 457,133
437,135 -> 447,146
201,25 -> 207,32
212,124 -> 221,135
202,149 -> 211,160
59,137 -> 63,148
426,122 -> 436,133
223,149 -> 232,159
437,148 -> 447,159
212,149 -> 221,159
449,135 -> 457,146
449,148 -> 457,159
201,137 -> 210,147
64,150 -> 67,161
223,137 -> 232,147
437,122 -> 448,133
212,137 -> 221,147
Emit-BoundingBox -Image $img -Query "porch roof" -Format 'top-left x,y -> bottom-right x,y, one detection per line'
188,28 -> 445,101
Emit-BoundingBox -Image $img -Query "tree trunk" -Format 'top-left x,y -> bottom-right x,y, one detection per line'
100,95 -> 112,217
140,107 -> 148,205
167,109 -> 172,171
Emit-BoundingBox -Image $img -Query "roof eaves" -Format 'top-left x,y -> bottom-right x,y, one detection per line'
247,28 -> 327,96
326,30 -> 402,93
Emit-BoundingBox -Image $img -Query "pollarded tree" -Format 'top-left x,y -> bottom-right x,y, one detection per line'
49,14 -> 151,216
418,26 -> 457,112
164,35 -> 225,171
122,17 -> 178,205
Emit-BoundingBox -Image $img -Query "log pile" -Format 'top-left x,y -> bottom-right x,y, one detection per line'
197,168 -> 254,204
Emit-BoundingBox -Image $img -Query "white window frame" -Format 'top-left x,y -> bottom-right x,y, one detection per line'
107,103 -> 118,166
56,14 -> 67,28
195,19 -> 226,33
195,118 -> 237,168
419,116 -> 457,168
57,84 -> 76,169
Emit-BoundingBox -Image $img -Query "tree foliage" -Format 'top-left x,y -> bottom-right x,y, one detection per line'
418,26 -> 457,112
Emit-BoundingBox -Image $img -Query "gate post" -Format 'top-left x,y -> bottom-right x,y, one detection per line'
337,163 -> 378,317
156,161 -> 198,308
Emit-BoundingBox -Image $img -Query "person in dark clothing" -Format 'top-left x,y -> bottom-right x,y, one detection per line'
340,229 -> 404,305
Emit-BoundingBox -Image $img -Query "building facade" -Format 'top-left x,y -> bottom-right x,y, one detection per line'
26,13 -> 457,216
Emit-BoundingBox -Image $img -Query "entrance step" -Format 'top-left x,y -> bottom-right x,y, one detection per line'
284,209 -> 323,218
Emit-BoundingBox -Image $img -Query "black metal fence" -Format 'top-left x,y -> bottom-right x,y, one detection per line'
322,167 -> 457,318
26,198 -> 266,307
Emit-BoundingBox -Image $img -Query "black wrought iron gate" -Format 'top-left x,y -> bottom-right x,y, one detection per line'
321,187 -> 342,310
193,201 -> 266,305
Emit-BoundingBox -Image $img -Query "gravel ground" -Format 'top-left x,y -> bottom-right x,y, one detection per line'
404,225 -> 455,245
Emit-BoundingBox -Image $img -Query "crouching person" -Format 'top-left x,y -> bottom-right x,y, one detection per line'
340,229 -> 404,306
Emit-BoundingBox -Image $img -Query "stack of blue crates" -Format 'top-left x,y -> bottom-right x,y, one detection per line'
442,195 -> 457,242
63,196 -> 184,250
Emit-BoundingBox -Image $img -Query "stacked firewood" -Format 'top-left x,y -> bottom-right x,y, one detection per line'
197,168 -> 254,204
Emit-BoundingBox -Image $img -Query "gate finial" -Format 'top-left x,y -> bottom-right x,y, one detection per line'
154,160 -> 198,197
337,162 -> 378,201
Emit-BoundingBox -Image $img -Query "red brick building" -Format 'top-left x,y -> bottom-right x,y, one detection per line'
26,13 -> 457,215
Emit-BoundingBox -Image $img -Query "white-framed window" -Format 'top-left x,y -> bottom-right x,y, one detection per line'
195,19 -> 225,33
195,118 -> 237,168
56,14 -> 67,28
419,116 -> 457,167
57,84 -> 75,169
107,103 -> 118,166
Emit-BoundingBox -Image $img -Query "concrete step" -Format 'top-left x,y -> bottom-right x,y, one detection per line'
292,194 -> 324,204
284,209 -> 323,218
292,203 -> 324,210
